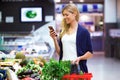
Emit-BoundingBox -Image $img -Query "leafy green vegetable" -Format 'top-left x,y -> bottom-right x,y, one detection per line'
16,59 -> 41,79
41,59 -> 71,80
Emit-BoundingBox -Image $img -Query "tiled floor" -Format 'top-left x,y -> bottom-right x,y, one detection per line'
87,51 -> 120,80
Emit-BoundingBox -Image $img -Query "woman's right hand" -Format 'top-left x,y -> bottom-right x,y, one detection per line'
49,26 -> 57,40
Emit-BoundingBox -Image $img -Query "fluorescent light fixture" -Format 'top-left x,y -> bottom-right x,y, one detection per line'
79,0 -> 84,2
80,15 -> 90,22
54,0 -> 60,3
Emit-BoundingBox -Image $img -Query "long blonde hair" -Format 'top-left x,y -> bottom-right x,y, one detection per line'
59,3 -> 80,38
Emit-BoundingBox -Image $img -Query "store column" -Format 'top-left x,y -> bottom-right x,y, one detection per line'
117,0 -> 120,59
104,0 -> 117,57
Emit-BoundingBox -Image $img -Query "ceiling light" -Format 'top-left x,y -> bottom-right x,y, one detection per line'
54,0 -> 60,3
80,0 -> 84,2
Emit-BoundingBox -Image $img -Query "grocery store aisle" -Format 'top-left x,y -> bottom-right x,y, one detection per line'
88,51 -> 120,80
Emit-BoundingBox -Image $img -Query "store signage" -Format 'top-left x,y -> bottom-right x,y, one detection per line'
55,4 -> 103,13
109,29 -> 120,38
21,7 -> 42,22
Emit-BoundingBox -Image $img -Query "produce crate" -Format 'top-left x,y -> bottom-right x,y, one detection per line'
62,73 -> 92,80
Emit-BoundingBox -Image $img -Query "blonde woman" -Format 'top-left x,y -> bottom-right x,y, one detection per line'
49,3 -> 93,73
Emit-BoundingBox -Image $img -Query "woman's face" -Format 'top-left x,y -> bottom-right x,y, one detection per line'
62,10 -> 76,24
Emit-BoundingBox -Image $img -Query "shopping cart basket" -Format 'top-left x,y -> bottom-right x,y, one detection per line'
62,73 -> 93,80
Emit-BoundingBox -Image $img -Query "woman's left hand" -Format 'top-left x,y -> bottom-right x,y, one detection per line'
73,57 -> 81,65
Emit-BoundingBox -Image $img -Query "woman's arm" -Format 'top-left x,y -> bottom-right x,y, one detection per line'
74,51 -> 93,65
78,51 -> 93,60
53,38 -> 60,55
49,27 -> 60,55
74,30 -> 93,64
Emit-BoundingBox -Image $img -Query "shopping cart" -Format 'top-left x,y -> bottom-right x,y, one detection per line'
62,73 -> 93,80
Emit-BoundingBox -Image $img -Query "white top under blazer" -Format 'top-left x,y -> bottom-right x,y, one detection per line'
61,30 -> 77,61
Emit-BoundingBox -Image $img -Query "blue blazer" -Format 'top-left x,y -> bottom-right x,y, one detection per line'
59,24 -> 93,73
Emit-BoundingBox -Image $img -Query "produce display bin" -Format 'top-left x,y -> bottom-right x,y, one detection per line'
62,73 -> 92,80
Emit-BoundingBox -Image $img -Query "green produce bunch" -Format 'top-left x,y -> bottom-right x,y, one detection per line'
41,59 -> 71,80
17,60 -> 42,80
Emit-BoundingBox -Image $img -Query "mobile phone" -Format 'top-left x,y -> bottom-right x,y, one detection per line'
48,26 -> 57,36
48,26 -> 54,31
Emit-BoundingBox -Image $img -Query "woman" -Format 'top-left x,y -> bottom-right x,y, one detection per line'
49,3 -> 93,73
